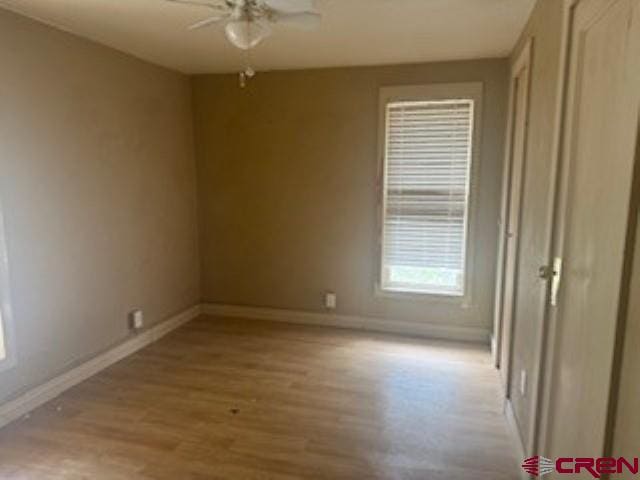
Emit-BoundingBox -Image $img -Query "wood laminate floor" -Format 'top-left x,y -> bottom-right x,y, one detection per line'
0,316 -> 520,479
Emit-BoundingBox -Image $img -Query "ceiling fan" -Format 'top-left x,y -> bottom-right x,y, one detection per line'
166,0 -> 321,86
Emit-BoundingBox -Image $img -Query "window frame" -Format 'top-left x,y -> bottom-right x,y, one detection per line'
0,205 -> 16,373
376,82 -> 483,304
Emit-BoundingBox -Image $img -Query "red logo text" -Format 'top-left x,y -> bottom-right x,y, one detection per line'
522,456 -> 639,478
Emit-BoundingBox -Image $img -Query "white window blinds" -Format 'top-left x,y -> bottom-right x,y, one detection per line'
381,99 -> 474,296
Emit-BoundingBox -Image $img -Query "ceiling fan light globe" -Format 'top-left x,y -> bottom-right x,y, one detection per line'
225,19 -> 271,50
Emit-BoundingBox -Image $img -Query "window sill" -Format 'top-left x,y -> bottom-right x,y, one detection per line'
374,284 -> 472,308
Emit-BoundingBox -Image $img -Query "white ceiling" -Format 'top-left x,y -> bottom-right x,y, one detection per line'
0,0 -> 536,74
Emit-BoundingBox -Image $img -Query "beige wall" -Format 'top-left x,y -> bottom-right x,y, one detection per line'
0,9 -> 200,404
505,0 -> 566,450
193,59 -> 508,334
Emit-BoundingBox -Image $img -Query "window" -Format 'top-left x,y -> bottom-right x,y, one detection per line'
379,84 -> 480,297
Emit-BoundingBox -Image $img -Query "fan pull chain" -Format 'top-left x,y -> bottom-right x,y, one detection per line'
239,49 -> 256,88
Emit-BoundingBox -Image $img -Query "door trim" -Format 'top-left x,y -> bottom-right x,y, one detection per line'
529,0 -> 579,457
604,109 -> 640,458
493,38 -> 533,393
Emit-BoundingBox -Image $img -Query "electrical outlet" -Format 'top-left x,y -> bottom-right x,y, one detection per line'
520,370 -> 527,397
325,292 -> 337,309
130,309 -> 144,330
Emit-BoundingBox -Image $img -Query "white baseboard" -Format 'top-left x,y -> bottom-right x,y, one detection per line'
0,302 -> 489,432
0,304 -> 201,430
202,303 -> 490,343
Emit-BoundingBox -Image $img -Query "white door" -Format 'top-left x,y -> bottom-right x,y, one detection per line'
495,43 -> 532,392
544,0 -> 640,461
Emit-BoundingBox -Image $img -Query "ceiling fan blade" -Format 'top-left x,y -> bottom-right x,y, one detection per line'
265,0 -> 314,13
188,14 -> 228,30
274,11 -> 321,30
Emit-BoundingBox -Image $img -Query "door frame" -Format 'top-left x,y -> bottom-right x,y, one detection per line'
494,0 -> 578,458
607,111 -> 640,457
527,0 -> 579,457
493,38 -> 533,391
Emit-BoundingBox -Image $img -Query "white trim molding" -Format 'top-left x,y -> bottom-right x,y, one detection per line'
0,302 -> 490,432
0,304 -> 201,430
202,303 -> 490,343
377,82 -> 484,305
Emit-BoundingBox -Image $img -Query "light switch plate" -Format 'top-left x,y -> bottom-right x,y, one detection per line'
325,292 -> 337,309
520,370 -> 527,397
130,310 -> 144,330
